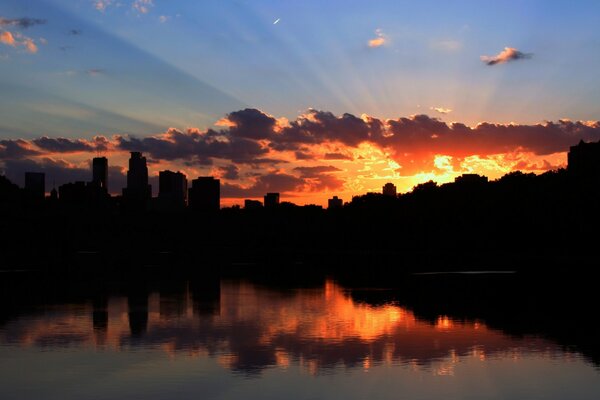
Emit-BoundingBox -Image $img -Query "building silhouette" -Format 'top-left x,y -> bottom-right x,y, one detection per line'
328,196 -> 343,209
158,170 -> 187,209
568,139 -> 600,178
382,183 -> 397,197
24,172 -> 45,201
123,152 -> 151,208
188,177 -> 220,211
244,199 -> 263,209
264,192 -> 280,208
92,157 -> 108,190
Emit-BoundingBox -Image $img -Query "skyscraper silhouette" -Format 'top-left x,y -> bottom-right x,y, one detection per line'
264,192 -> 280,208
92,157 -> 108,190
188,177 -> 220,211
158,170 -> 187,209
24,172 -> 45,201
122,152 -> 151,209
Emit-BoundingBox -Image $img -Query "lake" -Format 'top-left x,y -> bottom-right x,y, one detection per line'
1,276 -> 599,399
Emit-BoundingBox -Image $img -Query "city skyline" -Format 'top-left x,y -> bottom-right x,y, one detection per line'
2,1 -> 600,206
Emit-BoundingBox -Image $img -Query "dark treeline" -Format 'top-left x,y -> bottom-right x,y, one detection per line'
1,166 -> 600,275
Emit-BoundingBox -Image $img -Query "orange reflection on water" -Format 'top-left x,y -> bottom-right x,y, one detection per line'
0,279 -> 566,375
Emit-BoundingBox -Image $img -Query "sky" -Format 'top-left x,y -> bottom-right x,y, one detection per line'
1,0 -> 600,206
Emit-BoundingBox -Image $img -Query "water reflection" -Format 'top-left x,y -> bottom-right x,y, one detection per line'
0,280 -> 572,375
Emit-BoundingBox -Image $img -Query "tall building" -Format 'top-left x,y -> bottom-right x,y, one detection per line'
123,152 -> 151,205
568,139 -> 600,178
264,192 -> 280,208
328,196 -> 343,209
188,177 -> 220,211
24,172 -> 45,200
158,170 -> 187,208
92,157 -> 108,190
382,182 -> 397,197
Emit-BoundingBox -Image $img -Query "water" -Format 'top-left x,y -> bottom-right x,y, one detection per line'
0,278 -> 599,399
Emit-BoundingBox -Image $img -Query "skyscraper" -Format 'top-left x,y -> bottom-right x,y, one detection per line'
382,183 -> 397,197
264,192 -> 280,208
24,172 -> 45,201
188,177 -> 220,211
123,152 -> 151,207
92,157 -> 108,190
158,170 -> 187,208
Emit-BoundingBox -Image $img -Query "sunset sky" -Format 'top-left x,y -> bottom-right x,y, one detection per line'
2,0 -> 600,206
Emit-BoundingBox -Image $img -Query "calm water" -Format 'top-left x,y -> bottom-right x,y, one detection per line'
1,278 -> 599,400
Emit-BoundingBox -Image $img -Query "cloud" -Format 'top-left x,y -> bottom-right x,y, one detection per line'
323,152 -> 353,161
0,139 -> 40,159
481,47 -> 532,66
133,0 -> 154,14
368,29 -> 387,48
430,107 -> 452,114
69,29 -> 82,35
94,0 -> 113,12
159,15 -> 169,23
219,165 -> 240,180
32,136 -> 108,153
0,30 -> 38,53
0,17 -> 46,29
293,165 -> 342,177
4,109 -> 600,195
115,127 -> 273,165
0,31 -> 15,46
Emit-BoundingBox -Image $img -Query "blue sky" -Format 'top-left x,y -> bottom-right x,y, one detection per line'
2,0 -> 600,139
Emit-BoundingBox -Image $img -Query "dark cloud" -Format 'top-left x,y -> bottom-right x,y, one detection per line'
273,110 -> 382,151
323,152 -> 353,161
4,109 -> 600,182
32,137 -> 99,153
293,165 -> 342,178
380,116 -> 600,157
115,128 -> 271,165
219,164 -> 239,180
0,17 -> 46,29
293,165 -> 345,191
0,139 -> 40,160
226,108 -> 277,140
481,47 -> 532,66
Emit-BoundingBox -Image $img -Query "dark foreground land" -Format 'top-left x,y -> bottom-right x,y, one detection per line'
1,169 -> 600,275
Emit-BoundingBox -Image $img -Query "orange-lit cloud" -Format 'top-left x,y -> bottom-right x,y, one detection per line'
0,30 -> 39,53
0,31 -> 15,46
481,47 -> 532,65
368,29 -> 387,48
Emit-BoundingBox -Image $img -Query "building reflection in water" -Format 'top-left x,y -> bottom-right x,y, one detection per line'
0,280 -> 572,375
